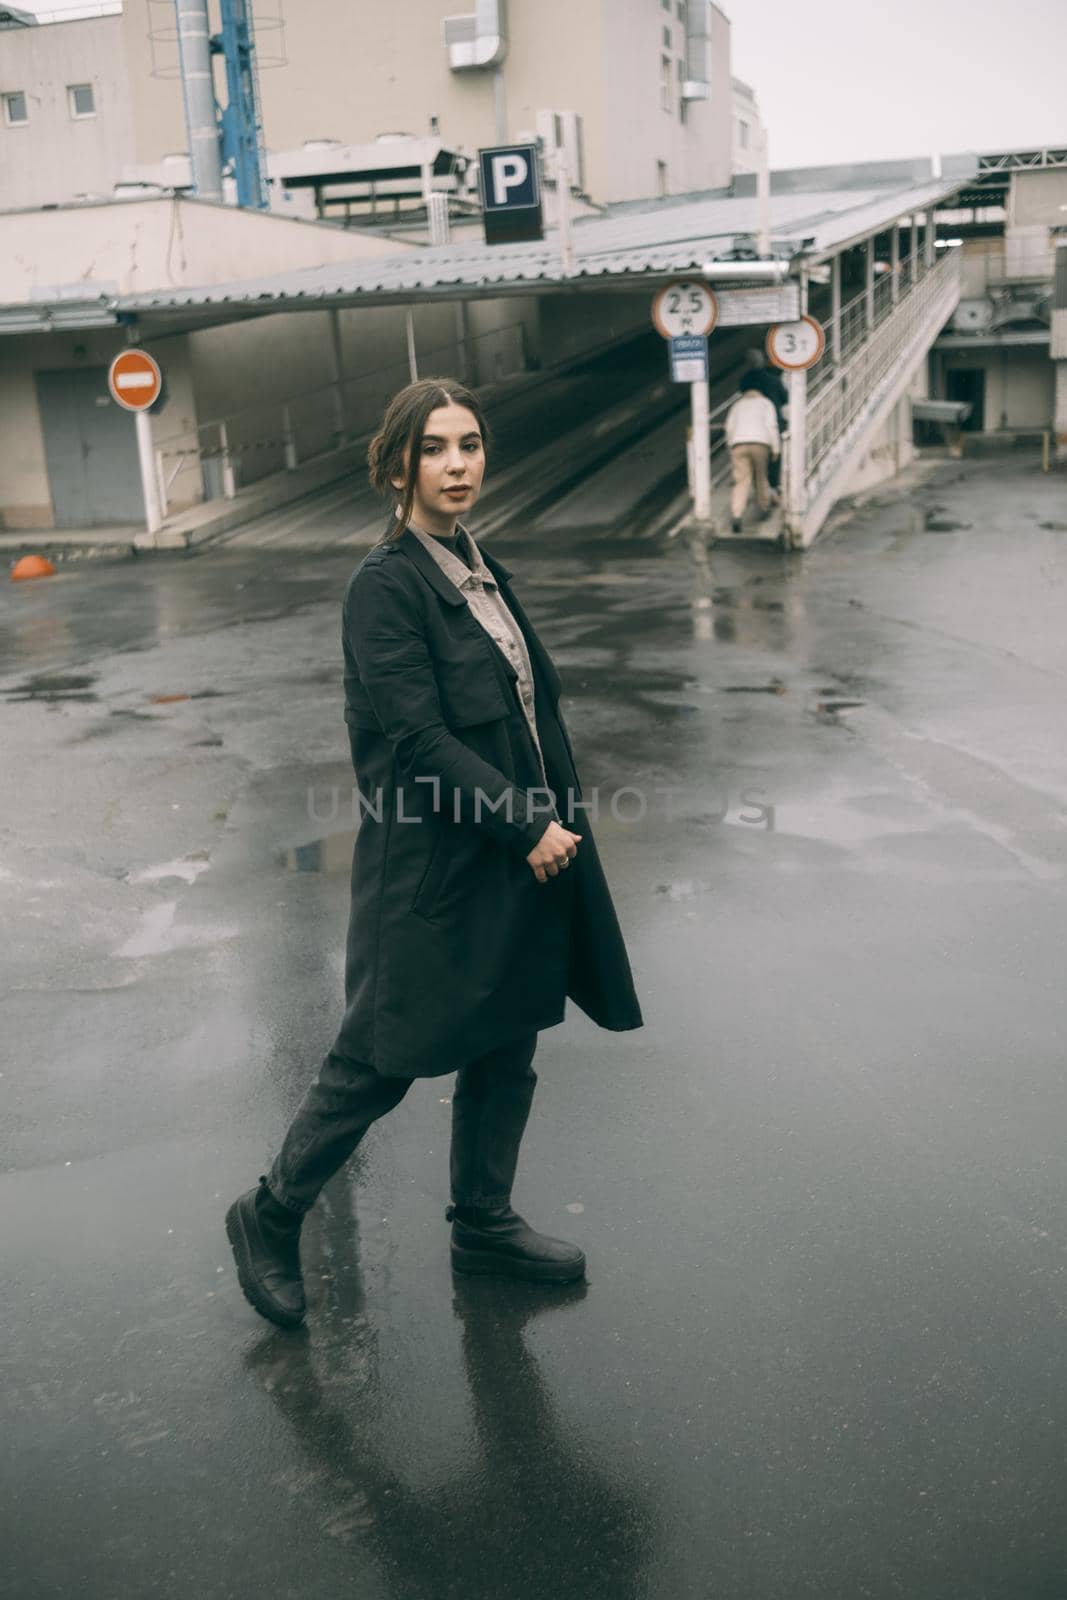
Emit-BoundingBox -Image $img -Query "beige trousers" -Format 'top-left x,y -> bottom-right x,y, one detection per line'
729,442 -> 772,520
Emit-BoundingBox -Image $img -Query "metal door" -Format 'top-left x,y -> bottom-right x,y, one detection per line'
35,367 -> 144,527
946,368 -> 985,433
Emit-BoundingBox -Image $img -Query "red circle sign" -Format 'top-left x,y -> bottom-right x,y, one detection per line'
765,315 -> 824,372
108,350 -> 163,412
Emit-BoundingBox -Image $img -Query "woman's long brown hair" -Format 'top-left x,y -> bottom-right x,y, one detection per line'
367,376 -> 492,545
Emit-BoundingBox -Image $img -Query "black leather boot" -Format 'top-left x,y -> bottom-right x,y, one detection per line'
225,1176 -> 306,1328
446,1202 -> 585,1283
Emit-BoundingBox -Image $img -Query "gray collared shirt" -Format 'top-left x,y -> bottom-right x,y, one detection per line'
404,516 -> 549,789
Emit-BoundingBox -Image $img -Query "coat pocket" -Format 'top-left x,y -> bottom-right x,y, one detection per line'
436,659 -> 511,729
410,821 -> 450,921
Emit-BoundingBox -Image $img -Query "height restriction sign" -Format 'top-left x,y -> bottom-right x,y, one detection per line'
651,280 -> 718,340
108,349 -> 163,412
765,315 -> 825,372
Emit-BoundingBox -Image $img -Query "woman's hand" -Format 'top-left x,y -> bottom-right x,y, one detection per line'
526,820 -> 582,883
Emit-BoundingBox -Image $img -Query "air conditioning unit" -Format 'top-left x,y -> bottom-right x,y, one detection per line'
535,108 -> 584,190
682,0 -> 712,100
443,0 -> 507,70
952,298 -> 994,333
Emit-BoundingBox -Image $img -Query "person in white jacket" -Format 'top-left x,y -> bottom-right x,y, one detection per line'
724,387 -> 781,531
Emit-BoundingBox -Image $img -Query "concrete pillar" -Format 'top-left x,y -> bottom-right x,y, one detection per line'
454,301 -> 470,382
329,309 -> 346,441
864,237 -> 875,332
910,213 -> 920,283
925,209 -> 936,270
1054,361 -> 1067,463
890,221 -> 900,304
830,252 -> 841,364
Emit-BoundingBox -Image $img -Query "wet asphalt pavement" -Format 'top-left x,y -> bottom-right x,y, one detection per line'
2,454 -> 1067,1600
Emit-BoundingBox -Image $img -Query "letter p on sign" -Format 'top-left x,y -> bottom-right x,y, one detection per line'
479,144 -> 539,214
490,153 -> 528,206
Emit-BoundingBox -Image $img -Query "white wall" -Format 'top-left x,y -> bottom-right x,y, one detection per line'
0,197 -> 403,301
840,362 -> 928,498
0,14 -> 132,209
731,80 -> 762,176
598,0 -> 732,202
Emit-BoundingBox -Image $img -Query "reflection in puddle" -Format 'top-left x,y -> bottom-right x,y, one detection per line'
278,831 -> 357,874
720,680 -> 787,695
5,671 -> 98,702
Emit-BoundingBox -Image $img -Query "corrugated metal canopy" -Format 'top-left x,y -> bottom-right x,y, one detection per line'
111,176 -> 969,321
0,172 -> 973,333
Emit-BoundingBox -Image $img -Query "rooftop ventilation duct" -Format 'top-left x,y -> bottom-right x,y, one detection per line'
682,0 -> 711,101
443,0 -> 507,70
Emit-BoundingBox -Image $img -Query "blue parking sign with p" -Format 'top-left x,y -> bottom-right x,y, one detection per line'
479,144 -> 540,211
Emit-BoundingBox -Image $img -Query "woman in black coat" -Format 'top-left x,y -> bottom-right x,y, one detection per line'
226,376 -> 643,1328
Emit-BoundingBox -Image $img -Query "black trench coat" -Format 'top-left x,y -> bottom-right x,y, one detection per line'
331,524 -> 644,1078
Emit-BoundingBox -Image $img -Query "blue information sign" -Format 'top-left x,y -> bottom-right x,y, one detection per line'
669,334 -> 709,383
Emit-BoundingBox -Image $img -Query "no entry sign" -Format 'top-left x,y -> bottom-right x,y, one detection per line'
108,349 -> 163,412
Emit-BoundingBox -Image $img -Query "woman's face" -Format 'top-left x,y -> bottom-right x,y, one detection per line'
393,401 -> 486,533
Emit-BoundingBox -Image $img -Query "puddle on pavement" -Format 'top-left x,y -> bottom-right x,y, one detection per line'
720,680 -> 787,695
5,671 -> 98,702
278,830 -> 357,873
924,512 -> 972,532
126,853 -> 211,886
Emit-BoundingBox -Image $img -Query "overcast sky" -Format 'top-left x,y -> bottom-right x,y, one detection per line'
729,0 -> 1067,168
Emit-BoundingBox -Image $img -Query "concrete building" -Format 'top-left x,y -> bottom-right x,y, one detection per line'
731,76 -> 762,176
930,149 -> 1065,445
0,0 -> 737,213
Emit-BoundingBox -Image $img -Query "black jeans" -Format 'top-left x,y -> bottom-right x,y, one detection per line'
265,1031 -> 540,1216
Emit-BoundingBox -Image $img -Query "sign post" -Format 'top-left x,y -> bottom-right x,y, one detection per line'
652,280 -> 719,525
110,345 -> 164,536
766,309 -> 824,539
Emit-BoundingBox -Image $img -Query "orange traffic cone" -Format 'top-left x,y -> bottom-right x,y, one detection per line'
11,554 -> 56,581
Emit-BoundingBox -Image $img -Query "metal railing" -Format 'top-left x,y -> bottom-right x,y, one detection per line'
805,248 -> 962,491
152,319 -> 528,518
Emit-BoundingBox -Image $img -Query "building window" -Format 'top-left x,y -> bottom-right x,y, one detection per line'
676,0 -> 686,18
662,24 -> 671,46
738,119 -> 750,150
657,160 -> 669,198
3,91 -> 28,127
67,83 -> 96,120
660,54 -> 672,111
661,0 -> 670,10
